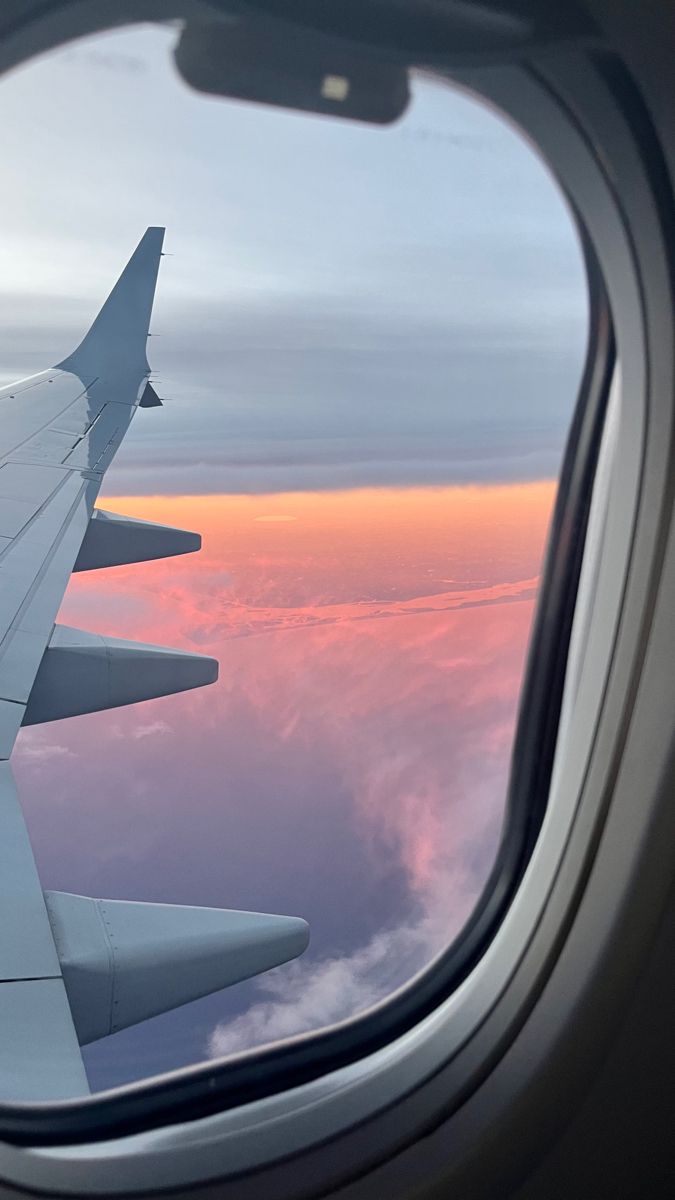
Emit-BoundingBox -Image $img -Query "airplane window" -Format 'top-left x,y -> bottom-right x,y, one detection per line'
0,23 -> 588,1101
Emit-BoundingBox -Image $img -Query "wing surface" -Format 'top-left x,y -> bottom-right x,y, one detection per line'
0,227 -> 168,756
0,230 -> 308,1101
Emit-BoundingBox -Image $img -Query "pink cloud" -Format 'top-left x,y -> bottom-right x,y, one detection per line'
15,482 -> 554,1057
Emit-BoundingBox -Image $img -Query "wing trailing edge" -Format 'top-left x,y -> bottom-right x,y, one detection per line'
0,766 -> 88,1100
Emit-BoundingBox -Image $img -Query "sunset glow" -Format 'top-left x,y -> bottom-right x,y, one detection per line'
12,479 -> 555,1080
61,481 -> 555,644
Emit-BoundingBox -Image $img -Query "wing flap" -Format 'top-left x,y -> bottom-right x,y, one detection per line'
0,700 -> 23,759
0,476 -> 92,734
61,403 -> 126,471
0,763 -> 61,979
0,767 -> 86,1102
0,372 -> 93,462
0,981 -> 90,1101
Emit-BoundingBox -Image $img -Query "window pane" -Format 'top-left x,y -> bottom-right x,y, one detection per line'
1,25 -> 587,1095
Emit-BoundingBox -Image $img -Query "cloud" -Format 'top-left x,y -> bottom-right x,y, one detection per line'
0,278 -> 586,499
203,577 -> 528,1058
10,482 -> 548,1083
0,30 -> 587,498
62,49 -> 148,76
209,924 -> 426,1056
15,738 -> 75,764
208,855 -> 482,1058
131,719 -> 172,740
254,514 -> 298,523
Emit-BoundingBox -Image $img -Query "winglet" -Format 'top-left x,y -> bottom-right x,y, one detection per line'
56,227 -> 165,378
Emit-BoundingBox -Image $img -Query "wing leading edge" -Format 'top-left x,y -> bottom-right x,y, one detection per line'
0,230 -> 309,1100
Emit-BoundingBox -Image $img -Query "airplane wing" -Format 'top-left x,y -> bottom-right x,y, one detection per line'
0,229 -> 308,1101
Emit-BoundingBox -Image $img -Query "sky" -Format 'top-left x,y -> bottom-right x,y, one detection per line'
0,24 -> 587,1092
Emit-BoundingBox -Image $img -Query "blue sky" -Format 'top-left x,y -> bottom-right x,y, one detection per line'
1,24 -> 588,1092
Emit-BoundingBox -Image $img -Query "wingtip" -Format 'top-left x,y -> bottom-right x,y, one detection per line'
57,227 -> 166,377
143,226 -> 166,252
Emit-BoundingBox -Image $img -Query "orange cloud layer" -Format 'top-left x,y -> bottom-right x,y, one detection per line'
51,482 -> 555,909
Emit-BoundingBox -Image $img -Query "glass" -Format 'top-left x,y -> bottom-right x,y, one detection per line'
0,24 -> 588,1093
